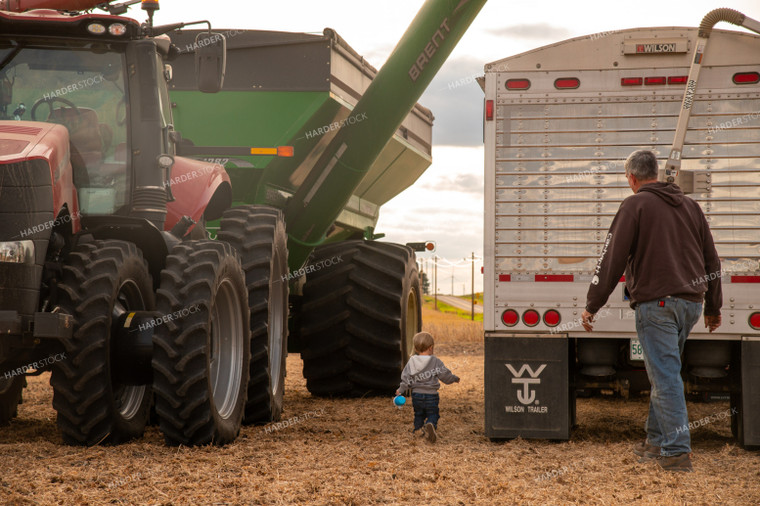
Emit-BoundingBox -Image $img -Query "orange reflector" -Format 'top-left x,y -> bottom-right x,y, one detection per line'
250,147 -> 294,157
522,309 -> 540,327
621,77 -> 643,86
506,79 -> 530,90
277,146 -> 294,157
645,76 -> 666,85
485,99 -> 494,121
749,312 -> 760,330
668,75 -> 688,84
733,72 -> 760,84
502,309 -> 519,327
554,77 -> 580,89
543,310 -> 561,327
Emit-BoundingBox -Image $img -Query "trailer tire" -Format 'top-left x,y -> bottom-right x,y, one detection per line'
51,240 -> 153,445
219,205 -> 288,424
152,241 -> 250,446
300,241 -> 420,396
0,376 -> 25,425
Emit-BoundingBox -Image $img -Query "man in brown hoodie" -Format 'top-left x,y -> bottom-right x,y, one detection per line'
580,150 -> 722,472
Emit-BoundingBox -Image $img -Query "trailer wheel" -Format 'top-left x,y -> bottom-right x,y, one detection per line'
300,241 -> 420,396
152,241 -> 250,446
0,376 -> 25,425
218,205 -> 288,424
51,240 -> 153,445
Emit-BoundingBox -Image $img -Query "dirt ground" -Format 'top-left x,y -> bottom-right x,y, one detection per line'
1,339 -> 758,505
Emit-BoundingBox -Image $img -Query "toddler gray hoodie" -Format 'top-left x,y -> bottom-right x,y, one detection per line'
397,355 -> 459,395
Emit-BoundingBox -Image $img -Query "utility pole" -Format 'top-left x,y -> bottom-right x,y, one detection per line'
450,265 -> 454,296
434,255 -> 438,310
471,252 -> 475,320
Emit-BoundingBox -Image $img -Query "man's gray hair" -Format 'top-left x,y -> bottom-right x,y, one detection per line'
625,150 -> 659,181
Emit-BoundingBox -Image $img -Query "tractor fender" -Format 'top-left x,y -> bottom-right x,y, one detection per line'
165,156 -> 231,230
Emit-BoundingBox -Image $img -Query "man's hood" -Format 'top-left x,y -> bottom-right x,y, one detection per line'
407,355 -> 433,376
638,181 -> 685,207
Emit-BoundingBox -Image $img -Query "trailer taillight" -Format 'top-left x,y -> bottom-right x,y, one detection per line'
506,79 -> 530,90
502,309 -> 519,327
485,100 -> 494,121
749,312 -> 760,330
644,76 -> 666,85
522,310 -> 540,327
730,276 -> 760,283
621,77 -> 643,86
668,76 -> 688,85
733,72 -> 760,85
554,78 -> 580,89
543,310 -> 561,327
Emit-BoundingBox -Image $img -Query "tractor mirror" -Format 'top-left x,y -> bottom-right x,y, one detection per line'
194,32 -> 226,93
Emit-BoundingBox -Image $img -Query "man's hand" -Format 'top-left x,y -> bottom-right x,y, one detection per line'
581,310 -> 595,332
395,390 -> 401,396
705,314 -> 721,333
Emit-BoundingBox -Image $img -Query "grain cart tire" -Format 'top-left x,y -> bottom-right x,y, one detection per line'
0,376 -> 26,425
51,240 -> 153,445
152,241 -> 250,446
300,241 -> 421,396
218,205 -> 288,424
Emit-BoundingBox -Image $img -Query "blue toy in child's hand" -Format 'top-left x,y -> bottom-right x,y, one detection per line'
393,395 -> 406,407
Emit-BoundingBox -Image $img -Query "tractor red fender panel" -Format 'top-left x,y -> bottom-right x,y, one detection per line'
165,156 -> 231,230
0,120 -> 80,232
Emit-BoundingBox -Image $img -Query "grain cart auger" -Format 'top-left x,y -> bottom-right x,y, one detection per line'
166,0 -> 487,398
0,0 -> 294,446
662,8 -> 760,187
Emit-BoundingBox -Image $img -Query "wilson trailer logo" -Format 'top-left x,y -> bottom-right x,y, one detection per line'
505,363 -> 547,405
636,43 -> 678,53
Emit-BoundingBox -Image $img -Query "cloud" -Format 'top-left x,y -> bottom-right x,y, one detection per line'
487,23 -> 572,40
418,56 -> 486,147
420,173 -> 483,194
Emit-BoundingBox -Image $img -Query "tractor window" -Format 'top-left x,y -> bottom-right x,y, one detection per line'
0,43 -> 128,215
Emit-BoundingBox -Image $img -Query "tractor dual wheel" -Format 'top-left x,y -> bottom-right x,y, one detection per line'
218,205 -> 289,424
0,376 -> 26,426
152,241 -> 250,446
299,241 -> 421,396
51,240 -> 153,445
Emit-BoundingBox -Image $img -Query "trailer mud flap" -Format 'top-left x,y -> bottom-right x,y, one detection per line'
486,335 -> 575,440
738,337 -> 760,447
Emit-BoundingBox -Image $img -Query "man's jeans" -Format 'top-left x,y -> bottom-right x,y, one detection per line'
412,392 -> 440,430
635,297 -> 702,456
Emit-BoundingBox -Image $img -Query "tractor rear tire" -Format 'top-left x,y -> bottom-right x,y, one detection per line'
299,241 -> 421,396
0,376 -> 26,425
51,240 -> 153,445
152,241 -> 250,446
218,205 -> 288,424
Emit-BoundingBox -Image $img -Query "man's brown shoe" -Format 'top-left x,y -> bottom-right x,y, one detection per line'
656,453 -> 693,472
633,440 -> 660,462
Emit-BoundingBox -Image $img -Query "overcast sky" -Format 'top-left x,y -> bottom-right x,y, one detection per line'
146,0 -> 758,294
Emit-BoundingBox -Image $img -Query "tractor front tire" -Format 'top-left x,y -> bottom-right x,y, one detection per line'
152,241 -> 250,446
300,241 -> 421,396
51,240 -> 153,445
219,205 -> 289,424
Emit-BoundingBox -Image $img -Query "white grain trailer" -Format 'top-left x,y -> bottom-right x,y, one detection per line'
483,17 -> 760,447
